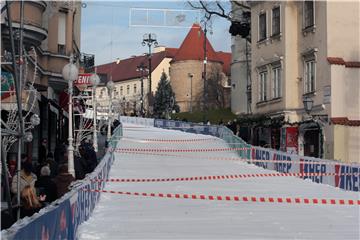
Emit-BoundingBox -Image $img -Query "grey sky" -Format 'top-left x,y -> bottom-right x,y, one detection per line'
80,1 -> 232,65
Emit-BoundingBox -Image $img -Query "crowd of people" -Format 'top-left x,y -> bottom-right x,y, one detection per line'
2,139 -> 99,229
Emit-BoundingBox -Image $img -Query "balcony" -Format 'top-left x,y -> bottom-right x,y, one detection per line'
1,1 -> 48,48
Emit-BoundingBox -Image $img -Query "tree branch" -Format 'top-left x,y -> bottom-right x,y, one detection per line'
232,1 -> 250,10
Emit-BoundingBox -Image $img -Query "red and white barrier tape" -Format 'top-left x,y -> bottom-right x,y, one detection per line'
111,147 -> 250,153
90,172 -> 360,184
138,138 -> 218,143
116,151 -> 354,167
82,189 -> 360,206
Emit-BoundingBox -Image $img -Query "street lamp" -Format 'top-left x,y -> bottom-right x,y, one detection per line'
142,33 -> 158,114
303,96 -> 314,115
90,73 -> 100,152
62,55 -> 79,177
106,80 -> 114,141
188,73 -> 193,113
136,63 -> 148,117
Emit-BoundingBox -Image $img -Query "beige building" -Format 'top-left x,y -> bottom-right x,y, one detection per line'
1,1 -> 82,160
96,47 -> 177,116
245,1 -> 360,162
96,24 -> 232,115
170,23 -> 231,112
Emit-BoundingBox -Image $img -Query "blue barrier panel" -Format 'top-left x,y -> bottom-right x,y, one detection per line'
154,118 -> 359,191
1,126 -> 122,239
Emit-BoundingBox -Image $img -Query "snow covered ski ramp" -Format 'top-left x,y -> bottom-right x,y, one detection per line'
78,124 -> 359,239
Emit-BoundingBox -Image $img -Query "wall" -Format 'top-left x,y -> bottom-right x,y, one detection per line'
170,60 -> 223,112
326,1 -> 360,61
231,36 -> 249,115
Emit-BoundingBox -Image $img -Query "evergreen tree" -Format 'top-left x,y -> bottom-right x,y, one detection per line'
153,72 -> 179,118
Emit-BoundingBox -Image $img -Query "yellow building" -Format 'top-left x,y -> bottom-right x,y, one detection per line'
238,1 -> 360,162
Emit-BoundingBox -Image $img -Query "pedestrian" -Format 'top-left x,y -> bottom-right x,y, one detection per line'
53,164 -> 75,198
20,186 -> 45,218
74,154 -> 86,180
54,141 -> 66,164
46,152 -> 58,178
39,138 -> 48,165
11,162 -> 37,196
35,166 -> 58,203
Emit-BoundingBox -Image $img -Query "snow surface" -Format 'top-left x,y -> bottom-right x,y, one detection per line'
78,124 -> 360,239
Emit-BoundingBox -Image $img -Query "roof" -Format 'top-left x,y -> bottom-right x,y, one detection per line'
172,23 -> 221,63
327,57 -> 360,68
216,51 -> 232,76
330,117 -> 360,126
96,48 -> 176,83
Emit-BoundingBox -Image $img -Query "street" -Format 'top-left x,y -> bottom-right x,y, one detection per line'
78,124 -> 359,239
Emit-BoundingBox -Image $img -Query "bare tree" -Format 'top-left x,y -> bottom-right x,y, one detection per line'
206,65 -> 229,109
187,1 -> 250,21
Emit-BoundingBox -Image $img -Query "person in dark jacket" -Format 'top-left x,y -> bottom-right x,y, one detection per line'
53,164 -> 75,198
35,166 -> 58,203
39,138 -> 48,165
74,155 -> 86,180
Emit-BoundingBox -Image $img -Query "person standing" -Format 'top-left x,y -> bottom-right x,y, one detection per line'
39,138 -> 48,165
11,162 -> 37,196
53,164 -> 75,198
35,166 -> 58,203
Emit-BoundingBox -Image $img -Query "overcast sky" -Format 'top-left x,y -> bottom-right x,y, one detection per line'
81,1 -> 232,65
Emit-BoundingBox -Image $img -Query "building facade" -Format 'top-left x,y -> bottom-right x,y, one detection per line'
170,23 -> 231,112
95,47 -> 176,116
1,1 -> 82,162
246,1 -> 360,162
95,24 -> 232,115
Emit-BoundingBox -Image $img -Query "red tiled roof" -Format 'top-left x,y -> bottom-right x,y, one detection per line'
96,49 -> 174,83
331,117 -> 360,126
327,57 -> 360,68
172,23 -> 221,63
216,51 -> 232,76
165,48 -> 178,58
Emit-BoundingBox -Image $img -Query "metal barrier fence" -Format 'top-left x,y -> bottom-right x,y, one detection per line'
122,117 -> 358,192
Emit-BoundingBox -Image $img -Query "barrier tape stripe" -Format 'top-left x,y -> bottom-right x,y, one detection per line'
137,138 -> 218,143
115,151 -> 355,167
82,189 -> 360,206
90,172 -> 360,183
122,137 -> 219,143
112,147 -> 250,153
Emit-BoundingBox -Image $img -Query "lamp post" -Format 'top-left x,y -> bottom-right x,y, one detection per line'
136,63 -> 148,117
188,73 -> 193,113
90,73 -> 100,152
303,96 -> 314,115
106,80 -> 114,141
62,55 -> 79,177
142,33 -> 158,114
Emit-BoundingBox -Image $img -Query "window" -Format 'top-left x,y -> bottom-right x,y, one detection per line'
134,84 -> 137,94
259,71 -> 267,102
304,0 -> 315,28
304,60 -> 315,93
272,67 -> 281,98
259,12 -> 267,41
58,12 -> 66,54
272,7 -> 280,36
120,86 -> 123,95
126,85 -> 130,94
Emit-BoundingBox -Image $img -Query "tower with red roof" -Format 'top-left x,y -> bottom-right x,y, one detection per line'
169,23 -> 231,112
